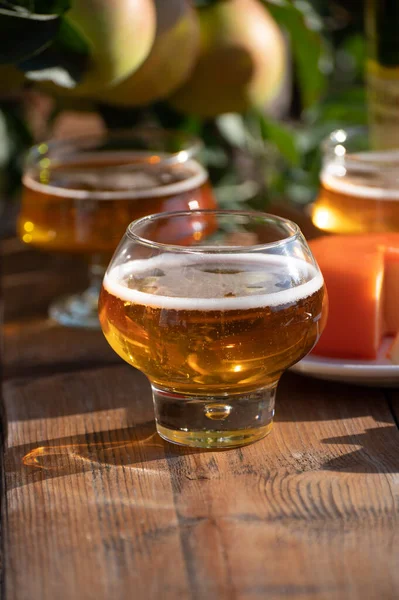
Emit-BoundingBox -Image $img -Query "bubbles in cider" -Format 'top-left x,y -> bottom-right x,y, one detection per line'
104,253 -> 323,310
99,254 -> 325,395
314,151 -> 399,233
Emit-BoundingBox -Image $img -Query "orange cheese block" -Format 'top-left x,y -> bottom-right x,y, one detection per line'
383,246 -> 399,333
310,234 -> 399,359
387,331 -> 399,364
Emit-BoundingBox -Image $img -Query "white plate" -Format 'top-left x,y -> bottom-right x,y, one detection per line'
291,338 -> 399,387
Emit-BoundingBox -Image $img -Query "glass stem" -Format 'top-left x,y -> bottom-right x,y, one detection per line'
88,253 -> 107,297
48,253 -> 107,329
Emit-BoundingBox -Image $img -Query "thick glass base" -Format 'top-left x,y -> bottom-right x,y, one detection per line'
152,385 -> 276,449
157,422 -> 273,448
49,285 -> 101,329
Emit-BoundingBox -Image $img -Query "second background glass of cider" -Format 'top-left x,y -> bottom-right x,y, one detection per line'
19,128 -> 216,328
312,126 -> 399,234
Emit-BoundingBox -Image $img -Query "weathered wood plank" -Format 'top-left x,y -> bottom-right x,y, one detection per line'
3,234 -> 399,600
386,389 -> 399,429
3,368 -> 399,600
3,365 -> 189,600
3,319 -> 120,379
2,239 -> 117,377
2,238 -> 52,276
3,267 -> 88,322
2,238 -> 89,322
1,238 -> 84,277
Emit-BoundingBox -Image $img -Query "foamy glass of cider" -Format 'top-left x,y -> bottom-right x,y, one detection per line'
99,210 -> 327,449
18,129 -> 216,328
312,126 -> 399,234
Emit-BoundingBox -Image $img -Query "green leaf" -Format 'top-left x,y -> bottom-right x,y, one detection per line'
150,101 -> 187,130
215,179 -> 260,208
0,109 -> 10,165
0,7 -> 60,63
37,0 -> 70,13
306,87 -> 367,126
258,113 -> 300,166
194,0 -> 218,7
0,99 -> 32,207
0,1 -> 70,15
20,17 -> 89,87
336,33 -> 365,84
265,0 -> 330,109
216,114 -> 248,149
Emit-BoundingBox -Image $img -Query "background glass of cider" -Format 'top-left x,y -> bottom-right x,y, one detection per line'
18,129 -> 216,328
312,126 -> 399,234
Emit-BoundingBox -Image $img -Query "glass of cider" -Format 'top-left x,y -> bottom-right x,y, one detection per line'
18,129 -> 216,328
312,126 -> 399,234
99,210 -> 327,449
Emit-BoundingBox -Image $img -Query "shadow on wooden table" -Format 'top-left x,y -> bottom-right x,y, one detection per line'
277,373 -> 394,424
5,421 -> 204,490
6,421 -> 399,489
4,367 -> 399,488
320,427 -> 399,472
277,373 -> 399,474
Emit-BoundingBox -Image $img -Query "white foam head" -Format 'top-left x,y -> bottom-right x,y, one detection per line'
321,152 -> 399,201
23,153 -> 207,201
103,253 -> 324,311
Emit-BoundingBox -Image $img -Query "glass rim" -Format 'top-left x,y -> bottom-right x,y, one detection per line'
26,126 -> 203,167
23,127 -> 205,200
126,209 -> 301,253
322,125 -> 399,170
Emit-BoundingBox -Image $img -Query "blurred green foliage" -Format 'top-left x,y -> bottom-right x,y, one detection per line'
96,0 -> 367,209
0,99 -> 32,201
0,0 -> 368,224
211,0 -> 367,208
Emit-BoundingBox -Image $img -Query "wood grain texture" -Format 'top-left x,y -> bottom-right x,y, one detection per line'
386,389 -> 399,429
2,237 -> 399,600
3,265 -> 88,322
3,319 -> 120,379
2,238 -> 54,276
1,238 -> 86,278
3,368 -> 399,600
2,239 -> 117,378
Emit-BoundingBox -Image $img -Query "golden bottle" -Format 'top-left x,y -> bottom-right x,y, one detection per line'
367,0 -> 399,149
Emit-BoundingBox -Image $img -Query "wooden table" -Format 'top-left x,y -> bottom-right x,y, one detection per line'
2,236 -> 399,600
